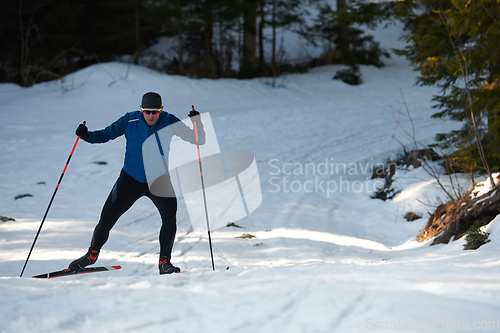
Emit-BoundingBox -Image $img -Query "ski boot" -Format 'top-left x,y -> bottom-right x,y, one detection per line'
69,248 -> 100,272
159,256 -> 181,274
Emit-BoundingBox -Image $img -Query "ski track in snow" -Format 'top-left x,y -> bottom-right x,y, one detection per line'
1,27 -> 500,332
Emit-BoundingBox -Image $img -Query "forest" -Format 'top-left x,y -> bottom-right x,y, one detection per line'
2,0 -> 391,85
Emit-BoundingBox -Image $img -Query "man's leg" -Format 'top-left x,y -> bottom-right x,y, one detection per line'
148,177 -> 179,274
69,170 -> 146,271
91,170 -> 147,250
150,194 -> 178,260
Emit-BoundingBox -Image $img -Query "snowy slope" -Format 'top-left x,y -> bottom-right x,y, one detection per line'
1,25 -> 500,333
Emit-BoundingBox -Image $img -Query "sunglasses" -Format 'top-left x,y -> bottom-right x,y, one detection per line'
141,107 -> 162,115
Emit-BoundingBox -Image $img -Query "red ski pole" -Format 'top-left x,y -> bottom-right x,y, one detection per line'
20,121 -> 86,277
192,106 -> 215,271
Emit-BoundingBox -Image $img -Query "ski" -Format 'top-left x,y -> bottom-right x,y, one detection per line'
32,266 -> 121,279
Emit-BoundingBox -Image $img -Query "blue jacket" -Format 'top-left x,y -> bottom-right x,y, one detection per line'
85,111 -> 205,183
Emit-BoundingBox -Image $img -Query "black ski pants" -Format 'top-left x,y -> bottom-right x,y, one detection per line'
90,169 -> 177,259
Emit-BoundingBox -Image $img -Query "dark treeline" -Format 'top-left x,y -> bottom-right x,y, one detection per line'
0,0 -> 390,87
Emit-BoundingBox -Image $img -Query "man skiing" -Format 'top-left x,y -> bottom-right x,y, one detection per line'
69,92 -> 205,274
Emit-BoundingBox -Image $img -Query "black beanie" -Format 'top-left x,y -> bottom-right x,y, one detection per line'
141,92 -> 162,109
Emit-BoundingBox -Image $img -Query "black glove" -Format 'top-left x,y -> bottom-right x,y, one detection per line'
75,123 -> 89,140
189,107 -> 202,126
189,109 -> 200,118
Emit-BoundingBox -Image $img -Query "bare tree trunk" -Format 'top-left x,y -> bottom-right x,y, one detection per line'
336,0 -> 351,63
271,0 -> 276,87
258,0 -> 266,75
242,0 -> 257,77
218,19 -> 224,76
134,0 -> 140,65
18,0 -> 34,87
203,0 -> 216,78
177,26 -> 185,74
18,0 -> 27,86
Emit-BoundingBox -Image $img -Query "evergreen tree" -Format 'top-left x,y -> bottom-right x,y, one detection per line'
395,0 -> 500,175
300,1 -> 390,85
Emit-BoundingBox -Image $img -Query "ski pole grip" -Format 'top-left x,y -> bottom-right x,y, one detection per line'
76,121 -> 87,139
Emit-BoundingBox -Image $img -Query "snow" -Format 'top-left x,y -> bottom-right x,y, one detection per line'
1,24 -> 500,333
471,173 -> 500,200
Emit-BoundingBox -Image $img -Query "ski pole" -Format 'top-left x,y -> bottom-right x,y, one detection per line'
192,106 -> 215,271
20,121 -> 86,277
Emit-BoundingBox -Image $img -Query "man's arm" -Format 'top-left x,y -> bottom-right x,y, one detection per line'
169,113 -> 206,145
85,113 -> 130,144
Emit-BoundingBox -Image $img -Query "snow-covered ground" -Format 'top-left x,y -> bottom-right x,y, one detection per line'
1,24 -> 500,333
